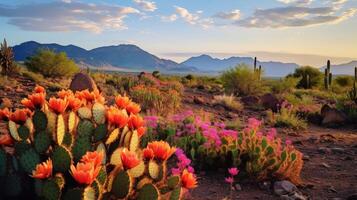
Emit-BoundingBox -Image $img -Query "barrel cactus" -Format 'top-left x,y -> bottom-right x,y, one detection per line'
0,86 -> 197,199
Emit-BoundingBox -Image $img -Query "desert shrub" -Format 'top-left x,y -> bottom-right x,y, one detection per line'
130,84 -> 181,115
25,48 -> 79,77
294,89 -> 337,102
271,77 -> 300,94
221,64 -> 266,96
142,112 -> 304,184
334,76 -> 354,87
290,66 -> 323,89
105,75 -> 139,93
0,39 -> 15,76
0,76 -> 18,88
267,101 -> 307,130
21,70 -> 45,83
213,94 -> 243,111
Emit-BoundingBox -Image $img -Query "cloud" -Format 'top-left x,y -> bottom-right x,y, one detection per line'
161,14 -> 178,22
276,0 -> 313,6
214,9 -> 241,20
235,5 -> 357,28
133,0 -> 157,12
0,1 -> 139,33
172,6 -> 213,28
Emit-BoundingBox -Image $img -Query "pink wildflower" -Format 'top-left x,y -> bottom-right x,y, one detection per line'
225,177 -> 234,184
228,168 -> 239,176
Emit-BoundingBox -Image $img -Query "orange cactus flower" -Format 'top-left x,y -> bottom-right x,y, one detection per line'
28,92 -> 46,108
49,98 -> 69,114
126,102 -> 141,114
106,106 -> 129,128
0,133 -> 13,146
31,159 -> 52,179
181,169 -> 197,189
115,95 -> 130,109
128,114 -> 144,130
10,109 -> 31,124
120,148 -> 140,169
70,162 -> 100,185
0,108 -> 11,120
137,127 -> 146,138
81,151 -> 103,168
147,141 -> 176,161
67,96 -> 83,111
21,98 -> 35,110
34,85 -> 45,94
57,90 -> 73,99
143,148 -> 154,160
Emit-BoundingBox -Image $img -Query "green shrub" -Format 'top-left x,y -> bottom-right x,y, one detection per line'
289,66 -> 323,89
21,70 -> 45,83
221,64 -> 266,96
271,77 -> 300,94
25,48 -> 79,77
267,102 -> 307,130
334,76 -> 354,87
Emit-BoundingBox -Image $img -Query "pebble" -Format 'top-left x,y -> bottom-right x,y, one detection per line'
274,180 -> 297,196
302,155 -> 310,161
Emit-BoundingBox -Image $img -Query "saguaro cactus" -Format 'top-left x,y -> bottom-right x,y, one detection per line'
324,60 -> 332,90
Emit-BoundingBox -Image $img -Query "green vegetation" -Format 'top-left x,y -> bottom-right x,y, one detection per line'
25,48 -> 79,77
290,66 -> 323,89
0,39 -> 15,76
213,94 -> 243,111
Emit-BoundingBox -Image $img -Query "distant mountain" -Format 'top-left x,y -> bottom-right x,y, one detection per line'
181,54 -> 299,77
12,41 -> 196,72
320,61 -> 357,75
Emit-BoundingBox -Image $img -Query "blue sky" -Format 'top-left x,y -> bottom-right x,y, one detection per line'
0,0 -> 357,66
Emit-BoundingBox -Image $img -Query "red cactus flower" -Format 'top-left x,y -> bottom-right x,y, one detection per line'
137,127 -> 146,138
115,95 -> 130,109
106,106 -> 129,128
126,102 -> 141,114
9,109 -> 31,124
67,96 -> 83,111
128,114 -> 144,130
0,133 -> 13,146
147,141 -> 176,161
0,108 -> 10,120
31,159 -> 52,179
143,148 -> 154,160
21,98 -> 35,110
57,90 -> 74,99
28,92 -> 46,108
121,148 -> 140,170
81,151 -> 103,168
34,85 -> 45,94
70,162 -> 100,185
49,98 -> 69,114
181,169 -> 197,189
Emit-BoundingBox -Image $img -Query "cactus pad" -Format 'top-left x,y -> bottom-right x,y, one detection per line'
148,160 -> 160,180
93,124 -> 107,142
77,120 -> 94,138
34,131 -> 51,154
78,107 -> 92,120
169,187 -> 182,200
96,142 -> 107,165
129,130 -> 139,152
63,188 -> 83,200
33,110 -> 48,131
42,179 -> 61,200
56,114 -> 65,145
111,170 -> 132,199
0,149 -> 6,176
96,168 -> 107,186
15,140 -> 32,156
46,110 -> 57,134
110,148 -> 123,166
137,177 -> 153,189
105,128 -> 119,145
8,120 -> 21,141
167,176 -> 180,189
18,125 -> 30,140
92,103 -> 106,125
83,186 -> 96,200
62,132 -> 73,148
68,111 -> 77,134
137,183 -> 160,200
72,136 -> 92,162
4,174 -> 22,197
19,148 -> 40,173
123,131 -> 132,148
128,161 -> 145,178
52,145 -> 72,173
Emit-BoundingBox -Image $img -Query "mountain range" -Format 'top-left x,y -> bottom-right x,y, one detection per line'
12,41 -> 357,76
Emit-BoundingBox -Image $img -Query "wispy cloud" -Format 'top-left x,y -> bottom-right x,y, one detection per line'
214,10 -> 241,20
276,0 -> 313,6
161,14 -> 178,22
171,6 -> 213,28
133,0 -> 157,12
0,1 -> 139,33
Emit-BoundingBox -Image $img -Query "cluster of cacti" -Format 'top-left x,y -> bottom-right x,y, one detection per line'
348,68 -> 357,104
236,119 -> 303,184
0,39 -> 14,75
253,57 -> 262,81
0,86 -> 197,199
324,60 -> 333,90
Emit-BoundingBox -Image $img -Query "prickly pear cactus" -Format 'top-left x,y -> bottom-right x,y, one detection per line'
0,86 -> 197,200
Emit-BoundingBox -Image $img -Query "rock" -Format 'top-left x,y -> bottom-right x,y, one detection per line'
302,155 -> 310,161
260,93 -> 280,112
347,193 -> 357,200
259,181 -> 271,191
69,73 -> 98,92
241,96 -> 259,106
328,185 -> 337,193
234,183 -> 242,191
15,88 -> 24,93
321,104 -> 347,126
331,147 -> 345,154
193,96 -> 205,105
274,180 -> 297,196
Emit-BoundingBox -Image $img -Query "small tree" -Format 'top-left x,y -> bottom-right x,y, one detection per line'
0,39 -> 14,76
25,48 -> 79,77
290,66 -> 323,89
152,70 -> 160,78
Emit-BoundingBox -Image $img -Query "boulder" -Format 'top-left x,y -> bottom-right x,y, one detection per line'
260,93 -> 279,112
193,96 -> 205,105
69,73 -> 98,92
241,96 -> 259,107
321,104 -> 347,126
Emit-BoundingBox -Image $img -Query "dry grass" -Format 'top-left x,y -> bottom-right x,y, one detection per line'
213,94 -> 243,111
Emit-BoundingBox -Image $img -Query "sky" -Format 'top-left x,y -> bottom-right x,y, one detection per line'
0,0 -> 357,66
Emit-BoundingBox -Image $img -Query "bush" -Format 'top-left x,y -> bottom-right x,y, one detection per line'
0,39 -> 15,76
271,77 -> 300,94
213,94 -> 243,111
25,48 -> 79,77
334,76 -> 354,87
267,102 -> 307,130
221,64 -> 266,96
290,66 -> 323,89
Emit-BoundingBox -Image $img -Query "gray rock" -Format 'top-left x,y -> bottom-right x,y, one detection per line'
274,180 -> 297,196
321,104 -> 347,126
69,73 -> 98,92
